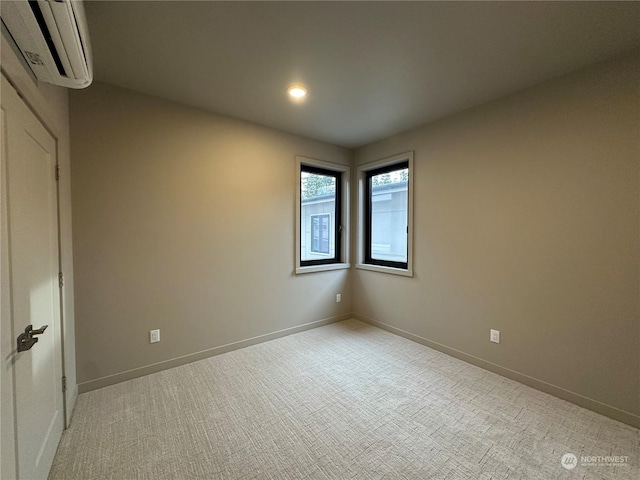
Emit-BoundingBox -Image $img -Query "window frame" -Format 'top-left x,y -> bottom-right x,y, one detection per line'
357,151 -> 414,277
300,164 -> 341,267
364,160 -> 409,269
295,156 -> 350,274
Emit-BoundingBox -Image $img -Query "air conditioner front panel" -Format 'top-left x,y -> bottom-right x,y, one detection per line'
48,0 -> 87,80
36,0 -> 75,79
1,0 -> 93,89
1,1 -> 58,84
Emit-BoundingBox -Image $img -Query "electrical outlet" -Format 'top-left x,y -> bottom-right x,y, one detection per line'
150,329 -> 160,343
336,293 -> 341,303
490,329 -> 500,344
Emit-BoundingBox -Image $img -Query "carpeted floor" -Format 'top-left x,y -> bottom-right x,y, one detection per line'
50,320 -> 638,479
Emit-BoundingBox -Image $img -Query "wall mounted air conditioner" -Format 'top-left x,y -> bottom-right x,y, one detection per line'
1,0 -> 92,89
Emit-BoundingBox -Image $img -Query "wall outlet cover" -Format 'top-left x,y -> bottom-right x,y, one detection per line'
150,329 -> 160,343
490,329 -> 500,344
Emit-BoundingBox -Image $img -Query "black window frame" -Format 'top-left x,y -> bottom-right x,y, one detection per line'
364,160 -> 409,269
300,164 -> 342,267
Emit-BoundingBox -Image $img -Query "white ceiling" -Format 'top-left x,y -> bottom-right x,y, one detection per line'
85,1 -> 640,148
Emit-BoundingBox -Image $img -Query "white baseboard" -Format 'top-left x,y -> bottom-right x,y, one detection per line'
78,313 -> 352,394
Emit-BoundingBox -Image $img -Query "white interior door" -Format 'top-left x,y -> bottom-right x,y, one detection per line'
1,75 -> 64,480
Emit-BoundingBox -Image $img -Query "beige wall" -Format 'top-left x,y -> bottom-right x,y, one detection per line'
353,52 -> 640,426
1,34 -> 77,478
70,83 -> 352,390
70,53 -> 638,426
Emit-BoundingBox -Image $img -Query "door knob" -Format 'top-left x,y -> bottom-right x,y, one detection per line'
16,324 -> 48,352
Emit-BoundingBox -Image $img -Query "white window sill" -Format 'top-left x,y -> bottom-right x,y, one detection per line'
295,263 -> 351,275
355,263 -> 413,277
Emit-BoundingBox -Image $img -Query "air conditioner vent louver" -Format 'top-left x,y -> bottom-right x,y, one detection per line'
1,0 -> 92,89
28,0 -> 67,77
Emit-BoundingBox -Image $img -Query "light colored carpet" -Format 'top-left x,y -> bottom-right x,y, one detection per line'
50,320 -> 638,479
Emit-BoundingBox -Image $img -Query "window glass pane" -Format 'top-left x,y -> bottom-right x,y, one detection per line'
301,171 -> 336,261
370,167 -> 408,263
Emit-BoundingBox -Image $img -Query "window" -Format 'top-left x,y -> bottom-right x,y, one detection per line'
300,164 -> 340,265
310,213 -> 331,254
365,161 -> 409,268
296,157 -> 350,273
357,152 -> 413,276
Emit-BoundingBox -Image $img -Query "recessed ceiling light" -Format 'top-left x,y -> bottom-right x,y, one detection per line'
287,85 -> 307,98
